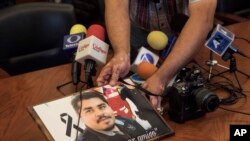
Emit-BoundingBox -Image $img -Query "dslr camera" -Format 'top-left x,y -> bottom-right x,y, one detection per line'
166,67 -> 219,123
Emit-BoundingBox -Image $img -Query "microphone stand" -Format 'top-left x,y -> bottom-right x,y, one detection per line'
57,59 -> 97,93
56,65 -> 87,92
56,61 -> 87,94
84,59 -> 96,88
210,51 -> 250,92
56,80 -> 86,92
206,50 -> 229,81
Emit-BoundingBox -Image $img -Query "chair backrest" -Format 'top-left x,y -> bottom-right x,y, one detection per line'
0,2 -> 76,75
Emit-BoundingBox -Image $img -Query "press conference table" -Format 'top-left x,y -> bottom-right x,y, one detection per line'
1,21 -> 250,141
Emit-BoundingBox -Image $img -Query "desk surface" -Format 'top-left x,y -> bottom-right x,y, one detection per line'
1,21 -> 250,141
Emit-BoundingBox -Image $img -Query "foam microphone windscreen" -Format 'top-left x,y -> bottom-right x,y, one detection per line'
136,61 -> 158,79
86,24 -> 105,41
147,31 -> 168,50
70,24 -> 87,34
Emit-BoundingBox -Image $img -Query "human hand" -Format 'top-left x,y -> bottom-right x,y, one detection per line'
97,52 -> 130,86
142,73 -> 166,110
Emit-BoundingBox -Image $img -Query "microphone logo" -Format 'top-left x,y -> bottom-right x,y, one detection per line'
140,53 -> 155,64
66,34 -> 82,44
213,39 -> 221,49
78,44 -> 89,52
130,47 -> 159,73
63,33 -> 84,50
212,34 -> 225,49
93,43 -> 107,55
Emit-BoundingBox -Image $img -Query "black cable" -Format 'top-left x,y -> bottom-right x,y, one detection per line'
75,83 -> 86,141
206,80 -> 247,105
193,60 -> 247,96
235,36 -> 250,44
234,36 -> 250,59
219,106 -> 250,116
189,63 -> 247,105
192,60 -> 237,86
209,71 -> 228,82
207,83 -> 236,105
119,78 -> 160,97
184,61 -> 250,116
56,83 -> 77,97
191,60 -> 228,81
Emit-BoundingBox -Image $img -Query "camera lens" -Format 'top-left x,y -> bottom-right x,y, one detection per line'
192,87 -> 220,112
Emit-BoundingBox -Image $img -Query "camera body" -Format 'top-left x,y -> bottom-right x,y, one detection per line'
167,67 -> 219,123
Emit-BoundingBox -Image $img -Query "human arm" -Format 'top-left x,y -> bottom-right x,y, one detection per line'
97,0 -> 131,86
143,0 -> 217,108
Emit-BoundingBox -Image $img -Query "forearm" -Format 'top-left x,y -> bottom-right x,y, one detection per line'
104,0 -> 130,55
156,0 -> 217,82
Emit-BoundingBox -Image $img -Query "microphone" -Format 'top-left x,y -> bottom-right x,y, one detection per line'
86,24 -> 105,41
70,24 -> 87,35
131,30 -> 166,73
63,24 -> 87,85
147,31 -> 168,51
130,47 -> 159,73
205,24 -> 248,61
75,24 -> 109,87
136,61 -> 158,79
63,24 -> 87,58
170,14 -> 249,60
147,30 -> 177,63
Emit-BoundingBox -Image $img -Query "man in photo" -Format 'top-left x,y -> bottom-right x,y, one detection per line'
71,91 -> 146,141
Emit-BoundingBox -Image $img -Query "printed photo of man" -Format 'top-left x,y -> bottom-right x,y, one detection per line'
71,91 -> 146,141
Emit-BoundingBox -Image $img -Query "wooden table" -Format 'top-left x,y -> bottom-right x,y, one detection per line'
1,21 -> 250,141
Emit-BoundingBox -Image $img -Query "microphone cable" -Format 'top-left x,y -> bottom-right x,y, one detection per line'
75,86 -> 83,141
219,106 -> 250,116
235,36 -> 250,44
118,78 -> 162,97
75,81 -> 91,141
234,36 -> 250,59
206,81 -> 246,105
193,62 -> 248,105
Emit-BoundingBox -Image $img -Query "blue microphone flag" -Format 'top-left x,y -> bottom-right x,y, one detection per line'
63,32 -> 85,57
205,24 -> 234,56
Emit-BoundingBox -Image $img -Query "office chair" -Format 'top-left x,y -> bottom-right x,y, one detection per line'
0,2 -> 76,75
